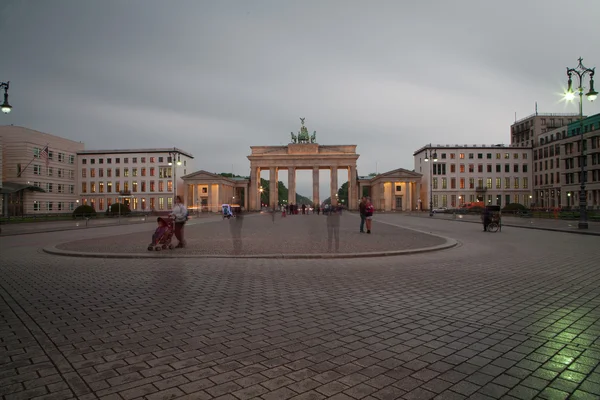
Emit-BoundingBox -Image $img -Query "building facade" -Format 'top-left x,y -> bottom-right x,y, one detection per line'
413,144 -> 533,210
0,126 -> 83,216
513,112 -> 600,209
182,171 -> 249,213
357,169 -> 422,211
76,148 -> 194,212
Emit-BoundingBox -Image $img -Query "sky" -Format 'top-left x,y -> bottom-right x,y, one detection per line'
2,0 -> 600,198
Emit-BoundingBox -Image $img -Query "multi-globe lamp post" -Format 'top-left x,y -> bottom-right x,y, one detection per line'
423,145 -> 438,217
564,58 -> 598,230
1,81 -> 12,114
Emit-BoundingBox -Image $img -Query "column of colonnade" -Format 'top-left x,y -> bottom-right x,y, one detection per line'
288,167 -> 296,205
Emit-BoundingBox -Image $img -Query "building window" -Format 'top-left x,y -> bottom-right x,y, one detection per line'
450,178 -> 456,189
505,177 -> 510,188
150,167 -> 155,176
90,168 -> 95,178
496,178 -> 501,189
58,153 -> 64,162
514,164 -> 519,173
133,168 -> 138,177
505,153 -> 510,159
133,157 -> 137,163
460,178 -> 465,189
477,153 -> 483,159
468,153 -> 474,159
90,158 -> 95,164
124,182 -> 129,192
107,168 -> 112,177
82,158 -> 87,165
450,154 -> 456,159
124,168 -> 129,177
150,157 -> 156,163
69,185 -> 74,194
81,183 -> 87,193
141,167 -> 146,176
116,168 -> 120,177
141,181 -> 146,192
33,164 -> 41,175
460,164 -> 465,173
158,197 -> 164,210
468,164 -> 474,173
107,182 -> 112,193
107,158 -> 112,164
99,168 -> 104,178
450,164 -> 456,173
523,177 -> 528,189
115,158 -> 120,164
57,184 -> 64,193
124,158 -> 129,163
99,182 -> 104,193
487,153 -> 492,159
486,178 -> 492,189
158,181 -> 164,192
486,165 -> 492,173
132,181 -> 138,192
442,178 -> 447,189
47,167 -> 53,177
167,181 -> 173,192
158,157 -> 164,163
505,164 -> 510,173
496,153 -> 501,159
523,164 -> 528,173
150,181 -> 155,192
514,153 -> 519,159
116,182 -> 121,192
478,165 -> 483,173
141,157 -> 146,163
159,167 -> 172,178
90,182 -> 96,193
33,201 -> 40,211
459,153 -> 465,159
47,202 -> 53,211
48,151 -> 54,161
69,155 -> 75,164
432,178 -> 438,189
168,197 -> 173,209
469,178 -> 474,189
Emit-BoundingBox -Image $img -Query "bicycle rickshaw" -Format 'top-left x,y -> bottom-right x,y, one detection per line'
485,205 -> 501,232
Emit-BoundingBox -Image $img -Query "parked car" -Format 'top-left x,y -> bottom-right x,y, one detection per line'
432,207 -> 448,213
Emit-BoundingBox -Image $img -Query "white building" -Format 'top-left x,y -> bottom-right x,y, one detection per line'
1,126 -> 83,216
414,144 -> 533,210
76,148 -> 194,212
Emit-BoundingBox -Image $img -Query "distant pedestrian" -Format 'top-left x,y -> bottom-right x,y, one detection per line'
364,197 -> 374,234
359,197 -> 367,233
482,207 -> 491,232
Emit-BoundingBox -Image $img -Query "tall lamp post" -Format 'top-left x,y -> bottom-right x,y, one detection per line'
564,58 -> 598,229
168,148 -> 182,205
1,81 -> 12,114
424,144 -> 438,216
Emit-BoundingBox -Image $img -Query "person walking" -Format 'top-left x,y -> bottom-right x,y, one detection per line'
359,196 -> 367,233
364,197 -> 374,234
482,207 -> 491,232
171,195 -> 188,248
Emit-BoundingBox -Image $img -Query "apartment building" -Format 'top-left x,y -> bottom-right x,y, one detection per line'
514,112 -> 600,209
77,148 -> 194,212
510,112 -> 579,148
414,144 -> 533,210
0,125 -> 83,216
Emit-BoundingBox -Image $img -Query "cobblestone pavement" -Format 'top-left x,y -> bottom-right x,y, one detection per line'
1,215 -> 599,400
54,213 -> 447,256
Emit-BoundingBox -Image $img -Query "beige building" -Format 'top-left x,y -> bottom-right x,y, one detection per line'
182,171 -> 249,213
1,126 -> 83,216
77,148 -> 194,212
358,169 -> 422,211
414,144 -> 533,209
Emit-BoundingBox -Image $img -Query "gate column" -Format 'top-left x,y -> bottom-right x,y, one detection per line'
312,167 -> 319,206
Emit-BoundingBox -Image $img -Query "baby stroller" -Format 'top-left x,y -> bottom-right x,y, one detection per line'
147,217 -> 175,251
222,204 -> 234,219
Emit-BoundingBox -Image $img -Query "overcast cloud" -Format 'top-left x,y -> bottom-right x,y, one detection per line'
2,0 -> 599,197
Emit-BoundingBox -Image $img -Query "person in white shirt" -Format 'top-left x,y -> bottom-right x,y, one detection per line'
170,196 -> 188,248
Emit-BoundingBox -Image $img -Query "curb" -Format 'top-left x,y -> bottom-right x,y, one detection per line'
43,236 -> 458,260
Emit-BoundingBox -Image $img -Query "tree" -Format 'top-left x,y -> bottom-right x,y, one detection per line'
337,182 -> 349,206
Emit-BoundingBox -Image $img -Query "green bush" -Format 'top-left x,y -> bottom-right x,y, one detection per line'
502,203 -> 527,212
107,203 -> 131,216
73,205 -> 97,218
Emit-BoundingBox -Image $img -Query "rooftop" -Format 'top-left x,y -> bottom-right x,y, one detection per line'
77,148 -> 194,158
512,112 -> 579,126
413,143 -> 531,155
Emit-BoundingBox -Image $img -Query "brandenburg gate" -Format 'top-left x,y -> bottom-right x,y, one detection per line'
248,119 -> 359,211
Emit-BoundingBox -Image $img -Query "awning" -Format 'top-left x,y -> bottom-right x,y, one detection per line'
0,182 -> 47,194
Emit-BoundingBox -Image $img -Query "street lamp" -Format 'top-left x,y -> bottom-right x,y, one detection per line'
424,144 -> 437,216
167,148 -> 182,204
564,57 -> 597,229
1,81 -> 12,114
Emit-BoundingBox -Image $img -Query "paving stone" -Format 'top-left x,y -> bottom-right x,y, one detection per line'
2,215 -> 600,400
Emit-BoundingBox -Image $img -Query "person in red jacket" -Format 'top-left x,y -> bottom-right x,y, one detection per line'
364,197 -> 374,234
